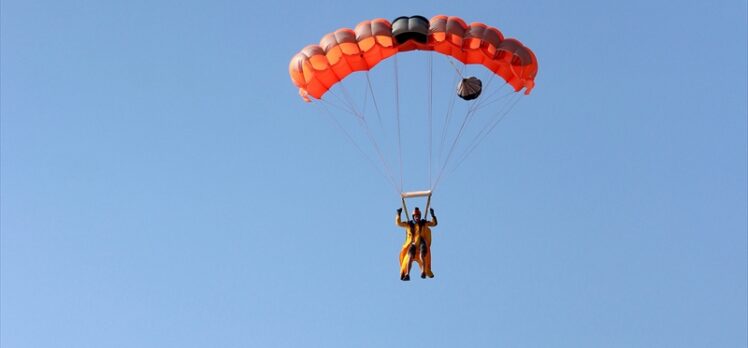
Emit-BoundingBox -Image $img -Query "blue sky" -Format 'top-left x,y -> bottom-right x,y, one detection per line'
1,0 -> 746,347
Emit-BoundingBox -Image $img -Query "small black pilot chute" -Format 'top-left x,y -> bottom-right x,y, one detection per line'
457,76 -> 482,100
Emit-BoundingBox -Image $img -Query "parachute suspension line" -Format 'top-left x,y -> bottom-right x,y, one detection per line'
316,101 -> 400,195
464,67 -> 500,125
323,89 -> 361,119
433,66 -> 491,189
432,61 -> 519,190
325,80 -> 402,196
457,73 -> 512,154
432,96 -> 482,191
358,117 -> 402,195
437,67 -> 462,166
358,75 -> 398,190
332,79 -> 365,120
474,86 -> 515,112
336,79 -> 363,121
401,197 -> 409,224
455,69 -> 501,146
434,69 -> 518,188
476,68 -> 499,105
393,54 -> 404,192
424,193 -> 432,222
428,52 -> 434,190
365,72 -> 384,129
446,56 -> 465,78
438,58 -> 467,158
361,76 -> 369,120
447,93 -> 523,179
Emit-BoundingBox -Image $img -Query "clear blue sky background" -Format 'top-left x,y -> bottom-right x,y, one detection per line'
2,0 -> 746,347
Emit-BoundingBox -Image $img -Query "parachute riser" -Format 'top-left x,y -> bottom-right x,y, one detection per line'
424,194 -> 432,222
400,190 -> 433,222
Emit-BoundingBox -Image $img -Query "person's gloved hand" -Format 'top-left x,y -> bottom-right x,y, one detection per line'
430,208 -> 435,216
397,208 -> 403,215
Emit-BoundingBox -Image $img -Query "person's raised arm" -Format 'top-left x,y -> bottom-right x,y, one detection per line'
427,208 -> 438,227
396,208 -> 409,227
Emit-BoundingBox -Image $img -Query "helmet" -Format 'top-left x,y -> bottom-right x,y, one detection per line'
412,207 -> 421,217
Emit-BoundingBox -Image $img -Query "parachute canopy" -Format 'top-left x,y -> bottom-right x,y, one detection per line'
289,15 -> 537,102
289,15 -> 538,197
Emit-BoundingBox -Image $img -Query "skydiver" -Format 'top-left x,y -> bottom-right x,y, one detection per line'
395,207 -> 438,280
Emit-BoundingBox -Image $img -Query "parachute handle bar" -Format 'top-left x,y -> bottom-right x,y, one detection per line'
400,190 -> 433,222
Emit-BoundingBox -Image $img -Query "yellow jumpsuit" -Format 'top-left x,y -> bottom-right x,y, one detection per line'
396,214 -> 437,278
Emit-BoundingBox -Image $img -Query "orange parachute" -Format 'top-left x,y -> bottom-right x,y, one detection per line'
288,14 -> 539,206
289,15 -> 537,102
